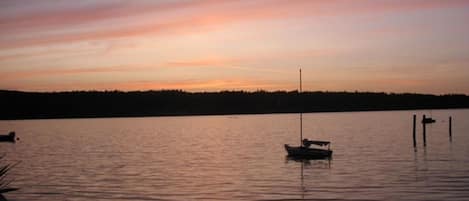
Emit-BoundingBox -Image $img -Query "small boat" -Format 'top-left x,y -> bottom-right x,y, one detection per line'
284,69 -> 333,159
422,117 -> 436,124
0,132 -> 16,143
285,140 -> 332,159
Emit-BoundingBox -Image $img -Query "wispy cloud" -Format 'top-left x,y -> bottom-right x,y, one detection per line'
0,65 -> 154,80
3,0 -> 466,49
0,1 -> 227,34
165,48 -> 338,67
1,0 -> 468,93
166,58 -> 233,68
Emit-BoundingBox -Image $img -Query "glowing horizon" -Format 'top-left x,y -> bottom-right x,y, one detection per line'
1,0 -> 469,94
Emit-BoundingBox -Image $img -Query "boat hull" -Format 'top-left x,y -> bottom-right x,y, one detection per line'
284,144 -> 332,159
0,132 -> 16,143
422,118 -> 436,124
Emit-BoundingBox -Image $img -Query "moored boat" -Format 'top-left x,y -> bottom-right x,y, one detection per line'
285,139 -> 332,159
0,132 -> 16,143
422,117 -> 436,124
285,145 -> 332,159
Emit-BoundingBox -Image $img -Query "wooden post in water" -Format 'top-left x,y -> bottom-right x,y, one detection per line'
422,114 -> 426,147
449,116 -> 452,141
413,114 -> 416,147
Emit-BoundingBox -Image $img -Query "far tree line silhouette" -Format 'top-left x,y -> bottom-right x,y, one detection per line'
1,90 -> 468,120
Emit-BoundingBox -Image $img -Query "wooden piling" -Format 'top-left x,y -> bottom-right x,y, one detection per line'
449,116 -> 452,140
422,114 -> 426,147
413,114 -> 416,147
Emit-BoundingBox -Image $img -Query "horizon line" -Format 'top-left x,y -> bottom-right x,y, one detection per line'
1,89 -> 467,96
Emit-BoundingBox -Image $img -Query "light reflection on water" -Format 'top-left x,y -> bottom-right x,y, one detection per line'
1,109 -> 469,201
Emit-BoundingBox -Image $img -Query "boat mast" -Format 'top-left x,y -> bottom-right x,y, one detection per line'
300,68 -> 303,147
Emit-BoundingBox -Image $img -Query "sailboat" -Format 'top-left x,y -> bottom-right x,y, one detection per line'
284,69 -> 333,159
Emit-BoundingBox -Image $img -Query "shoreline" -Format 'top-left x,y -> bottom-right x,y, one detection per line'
1,107 -> 467,121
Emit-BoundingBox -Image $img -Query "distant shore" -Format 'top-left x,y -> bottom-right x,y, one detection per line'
1,90 -> 469,120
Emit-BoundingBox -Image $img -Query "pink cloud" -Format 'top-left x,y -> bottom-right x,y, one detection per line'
0,1 -> 230,34
1,0 -> 468,49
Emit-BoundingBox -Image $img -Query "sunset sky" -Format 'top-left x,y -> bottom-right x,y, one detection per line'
1,0 -> 469,94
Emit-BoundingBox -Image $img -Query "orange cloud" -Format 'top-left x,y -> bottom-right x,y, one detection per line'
3,78 -> 288,92
166,57 -> 237,67
116,80 -> 238,91
98,79 -> 290,92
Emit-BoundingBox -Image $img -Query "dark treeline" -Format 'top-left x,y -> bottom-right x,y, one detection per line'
1,90 -> 469,120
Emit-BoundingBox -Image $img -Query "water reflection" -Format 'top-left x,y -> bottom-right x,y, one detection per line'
285,157 -> 331,200
285,157 -> 331,169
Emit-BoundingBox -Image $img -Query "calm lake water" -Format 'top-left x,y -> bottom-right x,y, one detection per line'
1,109 -> 469,201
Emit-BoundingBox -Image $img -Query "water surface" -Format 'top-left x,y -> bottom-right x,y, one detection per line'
1,109 -> 469,200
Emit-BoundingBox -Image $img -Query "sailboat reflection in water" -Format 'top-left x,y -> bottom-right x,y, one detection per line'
285,156 -> 331,199
284,69 -> 333,159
